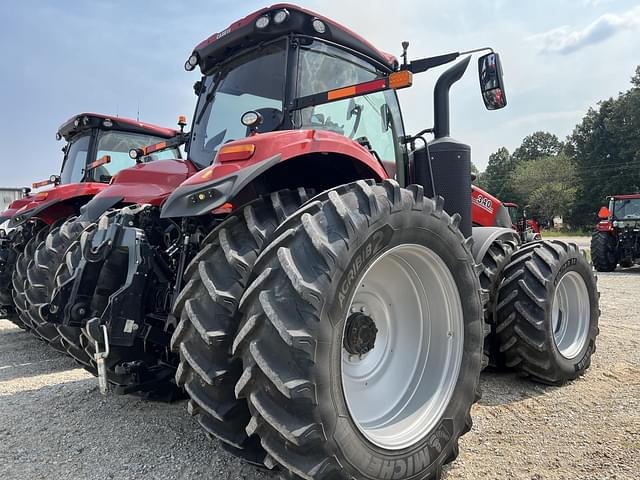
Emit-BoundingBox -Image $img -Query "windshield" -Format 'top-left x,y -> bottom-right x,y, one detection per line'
94,131 -> 180,182
60,134 -> 91,184
613,198 -> 640,220
506,205 -> 518,224
189,40 -> 287,169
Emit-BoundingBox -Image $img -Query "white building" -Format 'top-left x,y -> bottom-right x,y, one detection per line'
0,188 -> 23,212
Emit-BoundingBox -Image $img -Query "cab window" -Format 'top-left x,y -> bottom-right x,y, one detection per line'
60,134 -> 91,184
95,131 -> 180,181
295,41 -> 403,174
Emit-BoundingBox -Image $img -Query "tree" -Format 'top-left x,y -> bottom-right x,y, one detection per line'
567,65 -> 640,226
511,131 -> 564,163
511,154 -> 577,223
481,147 -> 521,201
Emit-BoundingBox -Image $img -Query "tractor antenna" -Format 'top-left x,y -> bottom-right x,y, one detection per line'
401,41 -> 409,68
137,102 -> 140,122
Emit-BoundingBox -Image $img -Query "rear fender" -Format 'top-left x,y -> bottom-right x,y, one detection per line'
78,159 -> 196,223
8,183 -> 107,227
471,226 -> 521,264
160,130 -> 387,218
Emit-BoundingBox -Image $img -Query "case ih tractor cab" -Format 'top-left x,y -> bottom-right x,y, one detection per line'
0,113 -> 182,357
49,5 -> 599,478
591,194 -> 640,271
504,201 -> 542,243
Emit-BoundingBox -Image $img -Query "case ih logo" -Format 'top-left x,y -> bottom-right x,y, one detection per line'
215,28 -> 231,40
475,193 -> 494,214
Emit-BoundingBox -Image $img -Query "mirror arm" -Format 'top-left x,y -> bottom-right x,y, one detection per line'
407,52 -> 460,74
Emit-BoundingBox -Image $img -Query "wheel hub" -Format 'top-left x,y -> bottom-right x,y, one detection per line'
343,312 -> 378,355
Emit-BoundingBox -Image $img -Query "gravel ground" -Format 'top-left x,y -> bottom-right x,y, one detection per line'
1,265 -> 638,479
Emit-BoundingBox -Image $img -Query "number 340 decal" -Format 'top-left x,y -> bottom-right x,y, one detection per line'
475,194 -> 494,213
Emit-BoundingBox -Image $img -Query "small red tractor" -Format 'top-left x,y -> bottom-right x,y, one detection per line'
591,194 -> 640,271
0,113 -> 183,361
33,5 -> 598,478
504,201 -> 542,243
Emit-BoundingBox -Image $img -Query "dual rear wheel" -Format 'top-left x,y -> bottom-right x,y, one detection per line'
172,180 -> 485,479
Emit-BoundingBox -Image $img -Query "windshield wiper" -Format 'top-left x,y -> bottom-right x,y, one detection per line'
196,73 -> 224,125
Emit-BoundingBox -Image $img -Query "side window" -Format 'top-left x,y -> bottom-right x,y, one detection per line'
296,42 -> 402,168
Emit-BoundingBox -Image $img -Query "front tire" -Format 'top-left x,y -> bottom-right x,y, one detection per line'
496,240 -> 599,385
233,180 -> 484,480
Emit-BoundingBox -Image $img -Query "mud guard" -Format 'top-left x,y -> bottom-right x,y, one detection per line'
78,196 -> 124,224
471,226 -> 520,264
159,154 -> 281,219
8,199 -> 60,228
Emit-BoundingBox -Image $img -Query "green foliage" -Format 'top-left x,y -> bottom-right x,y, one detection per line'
512,131 -> 564,163
511,154 -> 576,222
566,66 -> 640,226
482,146 -> 521,202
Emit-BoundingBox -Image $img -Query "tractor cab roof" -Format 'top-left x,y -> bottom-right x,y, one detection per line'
611,194 -> 640,200
191,4 -> 398,74
57,113 -> 178,142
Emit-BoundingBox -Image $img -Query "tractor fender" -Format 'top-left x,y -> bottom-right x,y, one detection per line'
8,183 -> 107,228
471,226 -> 520,264
9,197 -> 78,228
78,195 -> 125,223
79,159 -> 197,222
160,130 -> 387,219
160,154 -> 282,218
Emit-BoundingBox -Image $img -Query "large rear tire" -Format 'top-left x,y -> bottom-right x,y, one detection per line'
233,180 -> 484,480
13,225 -> 53,339
0,238 -> 20,326
23,217 -> 95,368
590,231 -> 617,272
171,189 -> 310,466
496,240 -> 599,385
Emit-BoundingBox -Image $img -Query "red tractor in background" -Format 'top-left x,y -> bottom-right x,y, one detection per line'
33,5 -> 599,479
591,194 -> 640,271
504,201 -> 542,243
0,113 -> 183,359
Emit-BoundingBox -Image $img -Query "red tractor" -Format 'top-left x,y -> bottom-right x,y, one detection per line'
591,194 -> 640,271
0,113 -> 183,359
38,5 -> 598,478
504,201 -> 542,243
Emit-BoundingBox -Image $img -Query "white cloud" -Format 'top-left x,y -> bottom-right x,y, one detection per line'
530,5 -> 640,54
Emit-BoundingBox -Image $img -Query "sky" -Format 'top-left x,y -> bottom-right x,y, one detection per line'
0,0 -> 638,187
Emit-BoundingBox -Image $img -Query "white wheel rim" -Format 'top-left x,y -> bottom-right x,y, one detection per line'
552,271 -> 590,359
341,244 -> 464,450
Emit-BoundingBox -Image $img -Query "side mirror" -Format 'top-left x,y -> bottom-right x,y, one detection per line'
478,52 -> 507,110
598,206 -> 610,219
